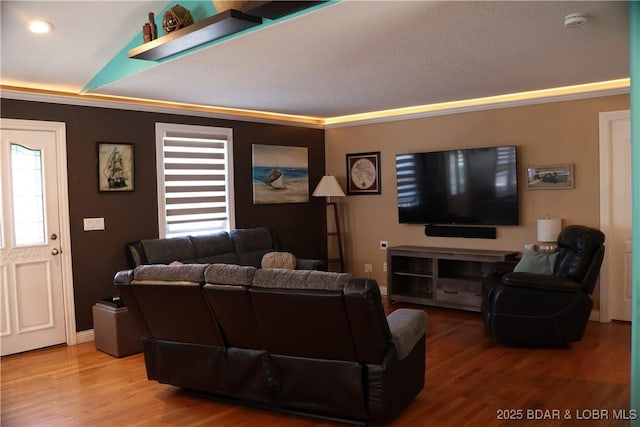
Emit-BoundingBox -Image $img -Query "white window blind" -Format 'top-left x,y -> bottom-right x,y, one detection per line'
155,123 -> 234,238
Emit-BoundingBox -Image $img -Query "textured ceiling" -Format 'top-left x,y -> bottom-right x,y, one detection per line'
0,1 -> 630,120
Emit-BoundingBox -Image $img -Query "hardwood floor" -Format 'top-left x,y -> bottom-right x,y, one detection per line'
1,306 -> 632,426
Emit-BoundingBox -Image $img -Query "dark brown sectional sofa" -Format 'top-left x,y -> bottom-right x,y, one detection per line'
125,227 -> 325,270
114,263 -> 427,425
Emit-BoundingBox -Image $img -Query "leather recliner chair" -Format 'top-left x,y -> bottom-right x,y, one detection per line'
482,225 -> 605,346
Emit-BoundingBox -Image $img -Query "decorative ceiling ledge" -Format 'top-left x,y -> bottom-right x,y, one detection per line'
0,78 -> 630,129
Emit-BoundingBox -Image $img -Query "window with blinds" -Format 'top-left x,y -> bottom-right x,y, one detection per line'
155,123 -> 235,238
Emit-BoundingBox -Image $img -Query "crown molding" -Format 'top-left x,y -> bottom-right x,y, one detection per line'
0,86 -> 324,129
323,80 -> 631,128
1,80 -> 630,129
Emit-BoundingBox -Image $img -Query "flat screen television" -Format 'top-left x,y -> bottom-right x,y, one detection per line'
396,145 -> 518,225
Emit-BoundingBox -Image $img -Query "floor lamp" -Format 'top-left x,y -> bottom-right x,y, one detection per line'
312,176 -> 345,272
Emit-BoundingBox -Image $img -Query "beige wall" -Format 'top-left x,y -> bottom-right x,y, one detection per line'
324,95 -> 629,303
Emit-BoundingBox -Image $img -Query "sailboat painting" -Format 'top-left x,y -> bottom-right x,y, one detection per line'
97,142 -> 135,192
252,144 -> 309,204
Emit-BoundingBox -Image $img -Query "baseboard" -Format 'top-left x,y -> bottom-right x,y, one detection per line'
76,329 -> 95,344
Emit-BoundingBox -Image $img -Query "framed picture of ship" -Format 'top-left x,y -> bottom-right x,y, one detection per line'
251,144 -> 309,204
97,142 -> 135,192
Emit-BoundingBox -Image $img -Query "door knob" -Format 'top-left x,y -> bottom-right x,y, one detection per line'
51,248 -> 60,255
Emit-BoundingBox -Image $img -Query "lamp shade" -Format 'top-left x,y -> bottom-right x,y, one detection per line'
312,176 -> 345,198
537,218 -> 562,242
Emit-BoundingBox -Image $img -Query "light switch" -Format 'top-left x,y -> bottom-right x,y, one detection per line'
83,217 -> 105,231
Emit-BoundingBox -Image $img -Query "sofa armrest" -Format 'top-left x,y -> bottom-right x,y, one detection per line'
125,241 -> 147,268
386,309 -> 428,360
296,258 -> 327,271
114,269 -> 135,285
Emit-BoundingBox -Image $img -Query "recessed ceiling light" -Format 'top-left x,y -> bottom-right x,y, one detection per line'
564,13 -> 587,28
27,20 -> 53,34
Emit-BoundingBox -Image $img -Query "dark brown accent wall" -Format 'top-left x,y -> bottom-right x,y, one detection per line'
1,98 -> 326,331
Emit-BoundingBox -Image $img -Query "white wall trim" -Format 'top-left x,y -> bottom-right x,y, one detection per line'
598,109 -> 631,323
76,329 -> 94,344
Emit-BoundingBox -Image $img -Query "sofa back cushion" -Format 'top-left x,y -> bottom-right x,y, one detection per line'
141,237 -> 196,264
250,287 -> 358,361
247,268 -> 357,360
203,264 -> 260,348
555,225 -> 605,288
204,264 -> 256,286
190,232 -> 240,264
133,264 -> 207,283
230,227 -> 274,267
252,269 -> 351,291
129,264 -> 222,345
343,279 -> 393,364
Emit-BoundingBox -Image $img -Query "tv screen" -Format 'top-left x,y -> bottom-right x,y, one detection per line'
396,145 -> 518,225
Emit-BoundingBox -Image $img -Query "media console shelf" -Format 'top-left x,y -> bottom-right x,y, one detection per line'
387,246 -> 518,312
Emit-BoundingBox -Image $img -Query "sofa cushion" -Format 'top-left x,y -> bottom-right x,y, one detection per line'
252,269 -> 351,291
261,252 -> 297,270
197,253 -> 241,265
142,237 -> 196,264
230,227 -> 273,252
133,264 -> 207,283
204,264 -> 257,286
190,232 -> 234,257
231,228 -> 274,267
513,248 -> 558,275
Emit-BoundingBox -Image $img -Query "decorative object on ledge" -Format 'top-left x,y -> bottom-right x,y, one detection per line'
162,4 -> 193,33
97,142 -> 135,192
148,12 -> 157,39
346,151 -> 381,195
313,176 -> 346,272
128,9 -> 262,61
143,23 -> 152,43
526,163 -> 575,190
537,217 -> 562,253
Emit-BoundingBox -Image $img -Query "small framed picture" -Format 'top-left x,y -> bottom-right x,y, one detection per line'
527,163 -> 574,190
346,151 -> 381,195
97,142 -> 135,192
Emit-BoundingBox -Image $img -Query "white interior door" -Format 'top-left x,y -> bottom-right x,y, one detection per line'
1,123 -> 69,355
599,110 -> 632,322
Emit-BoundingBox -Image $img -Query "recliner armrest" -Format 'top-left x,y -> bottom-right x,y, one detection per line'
386,309 -> 428,360
501,272 -> 582,293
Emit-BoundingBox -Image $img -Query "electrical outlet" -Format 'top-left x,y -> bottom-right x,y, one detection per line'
380,240 -> 388,249
364,264 -> 373,273
383,262 -> 387,272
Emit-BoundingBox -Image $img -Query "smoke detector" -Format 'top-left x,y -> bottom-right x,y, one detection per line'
564,13 -> 587,28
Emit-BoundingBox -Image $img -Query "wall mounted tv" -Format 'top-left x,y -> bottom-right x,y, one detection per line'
396,145 -> 518,226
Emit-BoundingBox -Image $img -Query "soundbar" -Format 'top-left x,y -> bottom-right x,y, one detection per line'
424,225 -> 497,239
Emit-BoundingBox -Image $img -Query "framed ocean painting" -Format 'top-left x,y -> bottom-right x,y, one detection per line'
252,144 -> 309,204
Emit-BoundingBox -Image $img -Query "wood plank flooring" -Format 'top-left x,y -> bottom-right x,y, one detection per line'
1,306 -> 632,426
